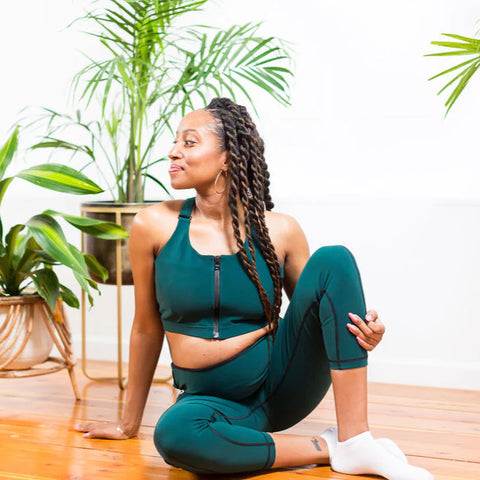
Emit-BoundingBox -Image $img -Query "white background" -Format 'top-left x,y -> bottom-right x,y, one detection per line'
1,1 -> 480,390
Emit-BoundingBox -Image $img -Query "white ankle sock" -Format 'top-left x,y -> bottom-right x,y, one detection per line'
331,431 -> 434,480
320,426 -> 338,462
320,427 -> 407,464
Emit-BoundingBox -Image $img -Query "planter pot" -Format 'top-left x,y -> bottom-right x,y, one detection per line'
0,295 -> 53,370
81,201 -> 160,285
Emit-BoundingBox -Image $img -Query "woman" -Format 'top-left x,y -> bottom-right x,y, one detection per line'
75,98 -> 433,479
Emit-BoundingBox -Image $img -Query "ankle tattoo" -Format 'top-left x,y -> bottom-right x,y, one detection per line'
311,437 -> 323,452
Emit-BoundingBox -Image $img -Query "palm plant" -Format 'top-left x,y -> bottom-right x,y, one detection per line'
32,0 -> 294,202
427,32 -> 480,115
0,127 -> 128,314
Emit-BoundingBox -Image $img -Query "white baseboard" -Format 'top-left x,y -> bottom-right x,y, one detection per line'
72,337 -> 480,391
367,357 -> 480,391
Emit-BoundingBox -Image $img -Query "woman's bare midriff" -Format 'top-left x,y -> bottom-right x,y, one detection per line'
166,324 -> 271,369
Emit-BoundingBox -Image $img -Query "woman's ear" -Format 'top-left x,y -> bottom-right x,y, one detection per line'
221,151 -> 229,168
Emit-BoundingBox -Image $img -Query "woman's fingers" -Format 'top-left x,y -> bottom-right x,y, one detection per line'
347,323 -> 377,348
348,313 -> 375,337
368,317 -> 386,335
347,312 -> 384,349
73,422 -> 131,440
356,335 -> 376,351
73,422 -> 97,432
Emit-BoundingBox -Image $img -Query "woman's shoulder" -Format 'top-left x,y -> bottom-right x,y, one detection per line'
131,199 -> 186,252
135,199 -> 184,222
264,209 -> 304,238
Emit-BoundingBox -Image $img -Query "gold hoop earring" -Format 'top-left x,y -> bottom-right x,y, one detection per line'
214,169 -> 228,194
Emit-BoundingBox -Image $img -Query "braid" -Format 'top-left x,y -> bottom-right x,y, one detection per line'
204,98 -> 283,334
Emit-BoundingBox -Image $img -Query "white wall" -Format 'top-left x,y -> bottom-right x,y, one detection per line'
1,1 -> 480,390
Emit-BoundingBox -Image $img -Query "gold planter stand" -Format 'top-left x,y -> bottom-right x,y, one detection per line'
0,295 -> 81,401
80,203 -> 171,390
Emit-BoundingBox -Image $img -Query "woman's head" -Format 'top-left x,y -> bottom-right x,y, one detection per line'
168,109 -> 228,193
169,97 -> 283,333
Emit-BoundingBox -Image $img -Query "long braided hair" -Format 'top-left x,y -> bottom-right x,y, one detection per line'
204,97 -> 283,334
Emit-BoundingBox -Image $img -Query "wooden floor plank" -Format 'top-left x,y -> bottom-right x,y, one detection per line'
0,362 -> 479,479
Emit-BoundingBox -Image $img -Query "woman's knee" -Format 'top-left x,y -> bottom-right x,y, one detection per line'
154,409 -> 186,467
154,403 -> 219,473
309,245 -> 358,277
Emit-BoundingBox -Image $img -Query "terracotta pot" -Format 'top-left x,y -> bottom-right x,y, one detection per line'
81,201 -> 160,285
0,295 -> 53,370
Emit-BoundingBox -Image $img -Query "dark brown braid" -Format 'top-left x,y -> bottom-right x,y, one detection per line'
204,98 -> 283,334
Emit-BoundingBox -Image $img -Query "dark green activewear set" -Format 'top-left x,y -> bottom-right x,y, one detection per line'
153,197 -> 368,474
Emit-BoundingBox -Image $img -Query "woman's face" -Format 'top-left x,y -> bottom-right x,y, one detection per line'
168,109 -> 228,192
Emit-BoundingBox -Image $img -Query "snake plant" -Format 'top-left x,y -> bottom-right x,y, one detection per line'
0,127 -> 128,315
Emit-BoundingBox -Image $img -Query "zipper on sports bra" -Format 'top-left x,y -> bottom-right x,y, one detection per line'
213,255 -> 221,339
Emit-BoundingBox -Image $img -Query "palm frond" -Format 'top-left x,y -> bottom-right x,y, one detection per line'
427,32 -> 480,115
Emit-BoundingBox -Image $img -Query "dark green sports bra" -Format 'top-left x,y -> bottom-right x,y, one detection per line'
154,197 -> 284,339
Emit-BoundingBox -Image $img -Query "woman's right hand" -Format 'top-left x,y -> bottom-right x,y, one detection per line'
74,421 -> 137,440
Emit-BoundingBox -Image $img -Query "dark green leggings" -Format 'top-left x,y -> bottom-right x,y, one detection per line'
154,245 -> 368,474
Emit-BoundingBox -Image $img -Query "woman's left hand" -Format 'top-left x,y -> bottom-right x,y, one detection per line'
347,310 -> 385,351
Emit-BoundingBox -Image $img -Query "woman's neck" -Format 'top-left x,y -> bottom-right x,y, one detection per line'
193,193 -> 245,227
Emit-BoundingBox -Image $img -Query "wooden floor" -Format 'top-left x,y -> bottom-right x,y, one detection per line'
0,360 -> 479,480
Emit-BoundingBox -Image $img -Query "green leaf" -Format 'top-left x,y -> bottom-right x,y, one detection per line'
59,283 -> 80,309
444,61 -> 479,114
15,237 -> 40,275
83,254 -> 108,282
427,56 -> 478,81
29,268 -> 60,314
0,177 -> 13,207
440,33 -> 480,45
0,126 -> 19,181
5,225 -> 25,266
16,164 -> 103,195
42,209 -> 128,239
84,253 -> 108,282
143,173 -> 173,198
26,214 -> 87,274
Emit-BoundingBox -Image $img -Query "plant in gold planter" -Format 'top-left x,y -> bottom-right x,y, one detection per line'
31,0 -> 294,284
0,127 -> 127,373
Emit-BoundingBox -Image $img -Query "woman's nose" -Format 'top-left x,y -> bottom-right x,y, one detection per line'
168,143 -> 181,160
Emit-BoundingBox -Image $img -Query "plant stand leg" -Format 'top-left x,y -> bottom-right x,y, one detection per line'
67,364 -> 81,401
80,211 -> 171,389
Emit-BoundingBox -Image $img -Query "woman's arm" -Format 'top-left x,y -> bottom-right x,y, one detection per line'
279,214 -> 310,301
75,208 -> 165,439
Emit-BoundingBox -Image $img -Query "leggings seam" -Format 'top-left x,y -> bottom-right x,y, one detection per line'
223,301 -> 319,423
329,355 -> 368,363
207,424 -> 272,448
323,290 -> 339,362
261,432 -> 274,470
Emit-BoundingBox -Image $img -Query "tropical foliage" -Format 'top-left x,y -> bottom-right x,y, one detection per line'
427,33 -> 480,115
32,0 -> 294,202
0,127 -> 128,315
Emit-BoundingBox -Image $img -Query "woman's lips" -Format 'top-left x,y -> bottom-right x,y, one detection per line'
168,166 -> 183,173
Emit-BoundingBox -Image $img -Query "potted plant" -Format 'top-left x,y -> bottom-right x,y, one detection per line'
427,31 -> 480,114
31,0 -> 294,284
0,127 -> 127,371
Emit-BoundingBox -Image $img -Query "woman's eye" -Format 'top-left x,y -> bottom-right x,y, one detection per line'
185,140 -> 196,146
